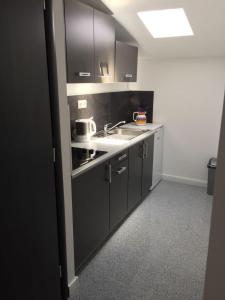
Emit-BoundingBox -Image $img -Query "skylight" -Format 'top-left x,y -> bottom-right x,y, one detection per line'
137,8 -> 194,38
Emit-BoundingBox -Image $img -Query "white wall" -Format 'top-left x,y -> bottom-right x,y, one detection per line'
130,57 -> 225,186
67,82 -> 129,96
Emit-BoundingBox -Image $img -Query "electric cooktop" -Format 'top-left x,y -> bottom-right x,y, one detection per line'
72,147 -> 107,170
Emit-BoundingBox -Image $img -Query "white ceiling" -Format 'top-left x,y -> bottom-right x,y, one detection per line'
102,0 -> 225,59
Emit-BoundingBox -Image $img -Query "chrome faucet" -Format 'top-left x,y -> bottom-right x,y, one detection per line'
104,120 -> 126,133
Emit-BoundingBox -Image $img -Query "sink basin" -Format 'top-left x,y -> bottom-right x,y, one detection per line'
109,128 -> 147,137
95,127 -> 148,142
108,129 -> 143,140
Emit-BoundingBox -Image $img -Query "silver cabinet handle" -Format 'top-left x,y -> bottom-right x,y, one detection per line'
109,164 -> 112,183
118,153 -> 127,161
78,72 -> 91,77
139,144 -> 143,158
145,143 -> 148,158
116,166 -> 127,175
125,74 -> 133,78
142,143 -> 146,159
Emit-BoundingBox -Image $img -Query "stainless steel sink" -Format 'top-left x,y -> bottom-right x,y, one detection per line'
110,128 -> 146,136
102,127 -> 148,141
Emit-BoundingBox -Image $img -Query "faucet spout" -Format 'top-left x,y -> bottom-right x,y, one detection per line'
104,120 -> 126,133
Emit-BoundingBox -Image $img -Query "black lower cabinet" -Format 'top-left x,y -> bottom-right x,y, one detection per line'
128,142 -> 143,211
72,136 -> 154,273
72,162 -> 110,271
110,155 -> 128,230
142,135 -> 154,198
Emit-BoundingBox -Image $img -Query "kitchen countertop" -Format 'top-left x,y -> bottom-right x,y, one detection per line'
71,123 -> 163,179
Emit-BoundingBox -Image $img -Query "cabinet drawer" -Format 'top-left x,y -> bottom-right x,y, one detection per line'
110,150 -> 128,166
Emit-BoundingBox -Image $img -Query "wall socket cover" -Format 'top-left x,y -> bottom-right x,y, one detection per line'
78,99 -> 87,109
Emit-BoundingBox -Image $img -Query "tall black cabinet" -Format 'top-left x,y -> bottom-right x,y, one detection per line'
0,1 -> 62,300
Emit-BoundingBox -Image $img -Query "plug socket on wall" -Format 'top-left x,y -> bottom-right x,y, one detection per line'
78,99 -> 87,109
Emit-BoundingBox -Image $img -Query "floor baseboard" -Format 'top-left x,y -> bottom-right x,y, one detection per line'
68,276 -> 78,298
162,174 -> 207,187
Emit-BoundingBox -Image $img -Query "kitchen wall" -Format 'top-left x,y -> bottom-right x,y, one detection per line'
130,57 -> 225,186
68,91 -> 154,136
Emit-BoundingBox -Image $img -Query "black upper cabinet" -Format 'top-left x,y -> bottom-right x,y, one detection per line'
142,135 -> 154,198
128,142 -> 143,212
64,1 -> 138,83
65,0 -> 94,83
64,0 -> 115,83
94,9 -> 115,83
72,161 -> 110,271
115,41 -> 138,82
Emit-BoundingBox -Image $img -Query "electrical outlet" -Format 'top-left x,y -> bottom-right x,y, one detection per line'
78,99 -> 87,109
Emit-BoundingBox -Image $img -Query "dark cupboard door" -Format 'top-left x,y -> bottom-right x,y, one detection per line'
0,1 -> 61,300
65,0 -> 94,83
115,41 -> 138,82
94,9 -> 115,83
142,135 -> 154,198
128,142 -> 143,211
110,159 -> 128,230
72,162 -> 110,271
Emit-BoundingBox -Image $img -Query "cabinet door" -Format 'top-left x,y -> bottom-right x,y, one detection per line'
94,9 -> 115,83
128,142 -> 143,211
72,162 -> 110,271
65,0 -> 94,83
115,41 -> 138,82
110,159 -> 128,230
0,1 -> 61,299
142,135 -> 154,198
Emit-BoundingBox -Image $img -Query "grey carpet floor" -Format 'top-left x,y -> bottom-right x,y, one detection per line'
70,181 -> 212,300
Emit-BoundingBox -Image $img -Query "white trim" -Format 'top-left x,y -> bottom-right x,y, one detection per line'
68,276 -> 78,297
162,173 -> 207,187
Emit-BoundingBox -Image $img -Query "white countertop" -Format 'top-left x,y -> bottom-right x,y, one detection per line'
121,122 -> 163,131
71,123 -> 163,178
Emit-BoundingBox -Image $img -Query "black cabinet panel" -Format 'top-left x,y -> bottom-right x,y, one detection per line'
65,0 -> 94,83
142,135 -> 154,198
72,162 -> 110,270
0,1 -> 61,299
115,41 -> 138,82
128,142 -> 143,211
110,158 -> 128,230
94,9 -> 115,83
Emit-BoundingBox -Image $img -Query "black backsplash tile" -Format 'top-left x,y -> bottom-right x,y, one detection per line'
68,91 -> 154,136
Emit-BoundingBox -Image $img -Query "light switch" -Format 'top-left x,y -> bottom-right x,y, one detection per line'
78,99 -> 87,109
